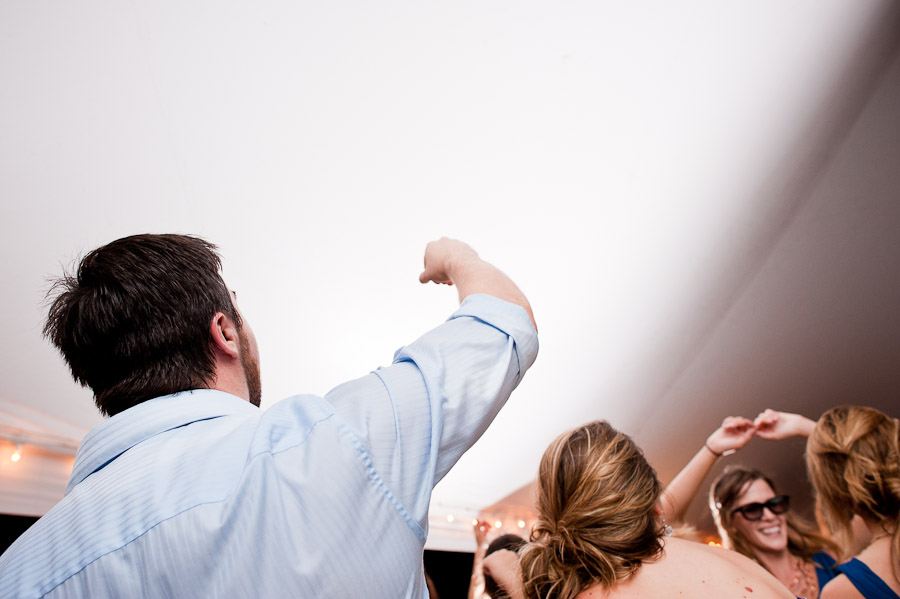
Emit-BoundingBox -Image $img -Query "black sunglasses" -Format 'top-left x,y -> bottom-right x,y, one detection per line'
731,495 -> 790,521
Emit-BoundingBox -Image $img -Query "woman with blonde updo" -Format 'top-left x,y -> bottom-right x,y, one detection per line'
491,421 -> 794,599
755,406 -> 900,598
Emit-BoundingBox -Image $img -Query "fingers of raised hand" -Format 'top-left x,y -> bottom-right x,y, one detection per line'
420,237 -> 469,285
419,269 -> 452,285
754,409 -> 779,427
722,416 -> 754,433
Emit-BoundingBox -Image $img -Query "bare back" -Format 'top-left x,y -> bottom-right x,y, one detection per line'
577,537 -> 794,599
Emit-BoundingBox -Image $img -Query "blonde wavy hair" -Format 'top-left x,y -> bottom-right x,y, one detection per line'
806,406 -> 900,580
518,421 -> 664,599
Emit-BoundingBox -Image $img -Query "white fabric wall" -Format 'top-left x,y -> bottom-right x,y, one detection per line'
0,440 -> 73,517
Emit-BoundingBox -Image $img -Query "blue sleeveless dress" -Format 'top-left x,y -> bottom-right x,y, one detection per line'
834,558 -> 900,599
813,551 -> 838,590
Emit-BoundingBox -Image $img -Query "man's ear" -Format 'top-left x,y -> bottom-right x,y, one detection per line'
210,312 -> 240,358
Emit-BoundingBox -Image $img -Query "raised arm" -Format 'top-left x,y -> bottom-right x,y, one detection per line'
753,409 -> 816,440
419,237 -> 537,332
468,521 -> 492,599
326,238 -> 538,535
659,416 -> 756,524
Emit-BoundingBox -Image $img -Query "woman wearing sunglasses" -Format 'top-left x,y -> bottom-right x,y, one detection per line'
661,416 -> 839,598
756,406 -> 900,599
710,466 -> 840,598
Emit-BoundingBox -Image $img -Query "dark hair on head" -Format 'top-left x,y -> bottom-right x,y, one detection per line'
519,420 -> 664,599
807,405 -> 900,580
709,465 -> 839,562
43,234 -> 240,416
484,534 -> 527,599
486,534 -> 527,557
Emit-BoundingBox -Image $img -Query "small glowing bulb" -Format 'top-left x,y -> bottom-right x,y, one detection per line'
446,514 -> 454,523
11,445 -> 22,462
517,520 -> 526,528
494,520 -> 502,528
472,519 -> 479,526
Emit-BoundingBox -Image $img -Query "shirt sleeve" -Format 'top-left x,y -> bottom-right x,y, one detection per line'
324,294 -> 538,529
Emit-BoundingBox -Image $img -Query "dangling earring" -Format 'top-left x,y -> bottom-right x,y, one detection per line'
662,516 -> 674,537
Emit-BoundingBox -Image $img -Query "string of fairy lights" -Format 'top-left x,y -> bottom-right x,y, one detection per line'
0,428 -> 79,465
428,501 -> 539,545
2,434 -> 727,547
427,502 -> 724,547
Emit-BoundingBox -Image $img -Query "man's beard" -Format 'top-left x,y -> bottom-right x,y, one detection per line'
239,328 -> 262,407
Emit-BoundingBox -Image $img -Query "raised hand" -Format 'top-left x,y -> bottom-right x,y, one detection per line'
474,519 -> 493,548
753,409 -> 816,440
482,549 -> 525,599
418,237 -> 537,331
705,416 -> 756,456
419,237 -> 480,286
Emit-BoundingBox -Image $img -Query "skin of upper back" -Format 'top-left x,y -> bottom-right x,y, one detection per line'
576,537 -> 795,599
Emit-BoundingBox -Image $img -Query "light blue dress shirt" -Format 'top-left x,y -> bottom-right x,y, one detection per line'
0,294 -> 538,598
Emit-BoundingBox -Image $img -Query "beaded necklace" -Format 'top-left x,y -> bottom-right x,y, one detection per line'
786,558 -> 817,599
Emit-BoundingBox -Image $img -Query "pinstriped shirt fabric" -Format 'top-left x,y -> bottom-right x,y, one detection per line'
0,294 -> 538,599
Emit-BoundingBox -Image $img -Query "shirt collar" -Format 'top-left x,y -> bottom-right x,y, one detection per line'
67,389 -> 258,493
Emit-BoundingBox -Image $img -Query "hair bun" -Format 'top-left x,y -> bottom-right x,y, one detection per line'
807,406 -> 900,556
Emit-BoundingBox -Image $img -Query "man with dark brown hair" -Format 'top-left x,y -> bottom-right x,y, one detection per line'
0,235 -> 538,599
43,234 -> 261,415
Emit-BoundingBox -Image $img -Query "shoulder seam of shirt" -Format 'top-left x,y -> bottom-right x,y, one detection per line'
333,417 -> 426,542
249,400 -> 333,458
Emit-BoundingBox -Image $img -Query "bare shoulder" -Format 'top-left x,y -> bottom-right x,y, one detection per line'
672,537 -> 762,570
820,574 -> 865,599
711,542 -> 775,573
604,538 -> 793,599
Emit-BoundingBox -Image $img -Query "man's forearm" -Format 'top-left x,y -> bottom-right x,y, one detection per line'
450,258 -> 536,331
420,237 -> 536,331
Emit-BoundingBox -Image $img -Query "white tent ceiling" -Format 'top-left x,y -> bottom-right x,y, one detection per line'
2,1 -> 899,551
